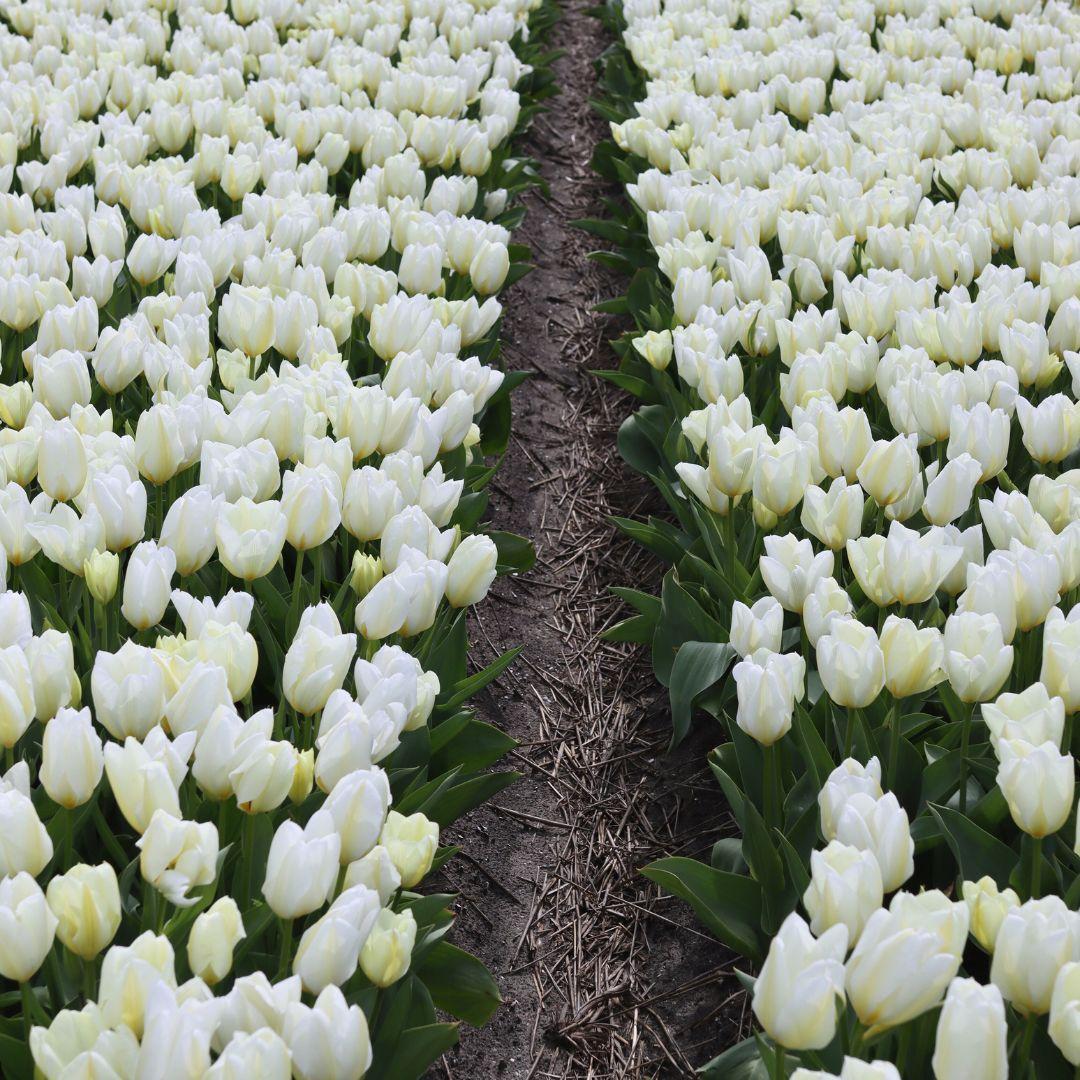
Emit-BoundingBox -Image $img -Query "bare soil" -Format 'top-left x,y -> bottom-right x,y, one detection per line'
433,2 -> 748,1076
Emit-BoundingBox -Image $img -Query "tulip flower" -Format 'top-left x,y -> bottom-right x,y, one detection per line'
187,897 -> 246,986
262,814 -> 341,920
359,908 -> 418,989
0,873 -> 57,983
732,648 -> 805,746
293,885 -> 381,994
751,912 -> 848,1051
380,810 -> 439,888
846,890 -> 968,1032
991,897 -> 1080,1015
283,985 -> 373,1080
137,810 -> 219,907
207,1029 -> 292,1080
46,863 -> 122,961
931,978 -> 1007,1080
962,877 -> 1020,953
41,706 -> 104,808
1050,962 -> 1080,1066
995,738 -> 1074,838
816,618 -> 885,709
802,841 -> 883,945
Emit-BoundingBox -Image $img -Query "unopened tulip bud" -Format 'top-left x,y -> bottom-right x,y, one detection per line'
992,897 -> 1080,1015
834,792 -> 913,893
879,616 -> 944,698
632,329 -> 673,370
752,913 -> 848,1051
380,811 -> 438,889
289,749 -> 314,805
817,619 -> 885,708
847,890 -> 967,1031
996,738 -> 1074,838
803,840 -> 883,945
26,629 -> 80,722
730,597 -> 783,658
84,550 -> 119,605
732,648 -> 805,745
0,644 -> 35,749
46,862 -> 121,961
445,534 -> 498,608
0,873 -> 57,982
818,758 -> 882,842
208,1029 -> 291,1080
932,978 -> 1007,1080
263,815 -> 340,920
1050,962 -> 1080,1066
41,706 -> 103,808
121,541 -> 176,631
959,877 -> 1018,957
349,553 -> 383,598
282,986 -> 372,1080
187,897 -> 245,986
343,846 -> 402,905
359,907 -> 416,988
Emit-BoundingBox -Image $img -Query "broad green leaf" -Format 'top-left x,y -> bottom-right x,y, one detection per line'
414,941 -> 502,1026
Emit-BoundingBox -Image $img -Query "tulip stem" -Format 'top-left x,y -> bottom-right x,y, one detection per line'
1013,1014 -> 1037,1073
1022,834 -> 1042,900
886,701 -> 901,790
291,549 -> 306,634
277,918 -> 294,980
957,701 -> 973,814
763,744 -> 782,832
20,983 -> 34,1042
771,1044 -> 785,1080
843,708 -> 856,759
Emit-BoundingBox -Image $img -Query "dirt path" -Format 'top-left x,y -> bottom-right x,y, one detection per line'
436,2 -> 742,1076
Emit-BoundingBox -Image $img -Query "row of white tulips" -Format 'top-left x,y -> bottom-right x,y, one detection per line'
599,0 -> 1080,1074
0,0 -> 546,1074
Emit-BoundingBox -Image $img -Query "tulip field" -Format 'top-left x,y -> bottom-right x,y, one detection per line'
1,0 -> 1079,1071
582,0 -> 1080,1074
0,0 -> 559,1074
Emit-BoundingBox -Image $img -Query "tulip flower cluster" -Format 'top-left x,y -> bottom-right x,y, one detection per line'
0,0 -> 549,1072
592,0 -> 1080,1073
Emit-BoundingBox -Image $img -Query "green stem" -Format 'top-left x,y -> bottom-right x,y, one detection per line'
241,812 -> 257,908
290,549 -> 306,634
772,1044 -> 786,1080
278,918 -> 294,980
1013,1014 -> 1037,1074
958,700 -> 973,814
844,707 -> 857,760
1022,834 -> 1042,900
886,700 -> 901,790
764,743 -> 783,832
21,983 -> 34,1042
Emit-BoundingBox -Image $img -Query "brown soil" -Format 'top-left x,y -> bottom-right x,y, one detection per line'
433,2 -> 748,1076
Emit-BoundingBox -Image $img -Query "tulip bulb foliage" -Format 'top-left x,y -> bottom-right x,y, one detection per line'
0,0 -> 544,1072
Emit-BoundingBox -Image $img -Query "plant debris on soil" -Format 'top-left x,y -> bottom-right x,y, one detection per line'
434,2 -> 750,1075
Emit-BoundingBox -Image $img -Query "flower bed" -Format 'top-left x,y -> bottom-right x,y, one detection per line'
0,0 -> 557,1073
587,0 -> 1080,1074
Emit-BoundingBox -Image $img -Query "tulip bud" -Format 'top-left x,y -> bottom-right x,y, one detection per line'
818,758 -> 882,842
104,728 -> 196,836
803,840 -> 883,945
262,814 -> 340,920
41,706 -> 104,808
943,612 -> 1014,703
216,498 -> 288,581
0,644 -> 35,749
732,648 -> 805,745
359,907 -> 417,988
84,549 -> 119,604
445,534 -> 498,608
97,932 -> 177,1038
760,534 -> 834,614
817,619 -> 885,708
856,434 -> 918,507
802,578 -> 854,648
380,811 -> 438,889
30,1002 -> 140,1078
137,810 -> 219,907
991,896 -> 1080,1015
932,978 -> 1007,1080
1041,606 -> 1080,713
282,606 -> 356,717
289,749 -> 315,805
982,683 -> 1064,751
962,877 -> 1020,952
26,629 -> 80,722
879,616 -> 944,699
1050,962 -> 1080,1066
834,792 -> 913,893
730,597 -> 783,658
92,641 -> 167,740
0,788 -> 53,877
751,912 -> 848,1051
121,541 -> 176,631
283,985 -> 372,1080
846,890 -> 967,1032
343,845 -> 402,905
46,862 -> 121,961
350,552 -> 383,598
0,873 -> 57,982
293,885 -> 381,995
632,329 -> 673,370
187,897 -> 245,986
38,419 -> 87,502
801,478 -> 864,551
996,738 -> 1074,838
208,1029 -> 292,1080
